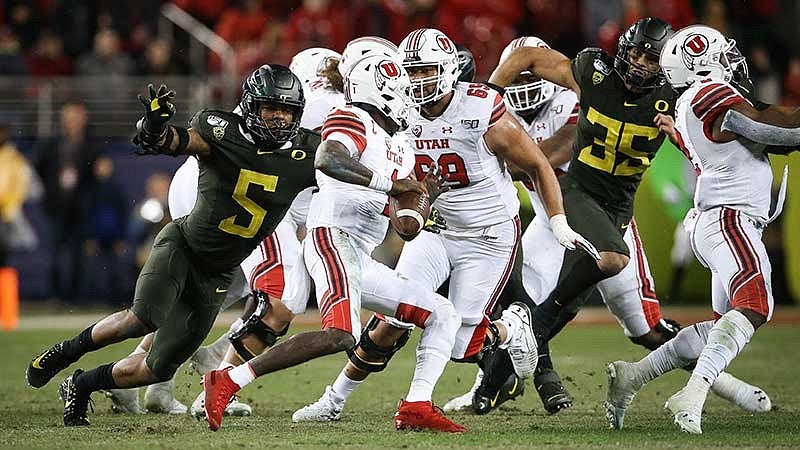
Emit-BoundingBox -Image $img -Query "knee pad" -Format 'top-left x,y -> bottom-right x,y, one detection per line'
346,316 -> 411,373
228,291 -> 288,361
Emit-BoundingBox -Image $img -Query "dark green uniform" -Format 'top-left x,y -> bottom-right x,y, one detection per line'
562,48 -> 677,255
132,109 -> 319,378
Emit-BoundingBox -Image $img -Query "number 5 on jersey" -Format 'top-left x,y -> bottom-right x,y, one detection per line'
218,169 -> 278,238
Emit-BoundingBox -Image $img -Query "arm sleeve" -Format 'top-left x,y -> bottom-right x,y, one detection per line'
321,109 -> 368,156
721,109 -> 800,147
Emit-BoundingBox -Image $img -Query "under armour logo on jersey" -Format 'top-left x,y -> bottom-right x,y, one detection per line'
412,125 -> 422,137
536,123 -> 546,131
442,126 -> 453,134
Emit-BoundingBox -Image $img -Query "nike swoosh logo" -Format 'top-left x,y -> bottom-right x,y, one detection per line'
256,150 -> 273,155
621,223 -> 629,229
65,400 -> 73,408
31,353 -> 46,370
215,288 -> 227,293
623,101 -> 637,107
507,377 -> 519,395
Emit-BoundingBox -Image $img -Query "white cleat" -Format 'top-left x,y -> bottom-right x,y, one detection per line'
443,369 -> 483,412
711,372 -> 772,413
144,379 -> 187,414
103,388 -> 146,414
292,386 -> 343,423
190,390 -> 252,418
190,346 -> 224,376
503,302 -> 538,379
604,361 -> 645,430
665,385 -> 705,434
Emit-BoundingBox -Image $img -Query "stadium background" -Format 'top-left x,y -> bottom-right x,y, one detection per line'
0,0 -> 799,311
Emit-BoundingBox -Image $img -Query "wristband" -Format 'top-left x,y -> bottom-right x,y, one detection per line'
368,172 -> 393,193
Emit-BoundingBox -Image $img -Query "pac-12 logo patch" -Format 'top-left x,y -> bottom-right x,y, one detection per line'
683,34 -> 709,57
411,125 -> 422,137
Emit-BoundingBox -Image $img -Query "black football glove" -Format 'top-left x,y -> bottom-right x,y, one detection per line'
133,84 -> 176,155
423,207 -> 447,234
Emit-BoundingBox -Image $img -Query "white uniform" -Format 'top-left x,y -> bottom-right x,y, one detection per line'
676,79 -> 776,320
515,88 -> 664,337
396,82 -> 521,359
303,105 -> 455,339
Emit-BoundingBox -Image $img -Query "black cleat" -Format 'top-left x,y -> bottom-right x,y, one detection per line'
59,369 -> 93,426
27,342 -> 74,388
472,373 -> 525,415
534,368 -> 572,414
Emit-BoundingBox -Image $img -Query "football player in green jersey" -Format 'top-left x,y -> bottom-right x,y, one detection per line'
486,17 -> 677,413
26,64 -> 320,427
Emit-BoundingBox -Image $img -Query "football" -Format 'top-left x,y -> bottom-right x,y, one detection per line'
389,191 -> 431,241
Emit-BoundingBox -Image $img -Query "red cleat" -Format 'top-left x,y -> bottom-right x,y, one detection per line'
203,368 -> 240,431
394,399 -> 467,433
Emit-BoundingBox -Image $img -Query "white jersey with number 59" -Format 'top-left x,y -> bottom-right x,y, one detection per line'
406,81 -> 519,230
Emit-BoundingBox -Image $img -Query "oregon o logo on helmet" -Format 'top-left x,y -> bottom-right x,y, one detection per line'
684,34 -> 709,57
436,35 -> 453,53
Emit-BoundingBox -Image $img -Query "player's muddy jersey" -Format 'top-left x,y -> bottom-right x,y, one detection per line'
570,48 -> 676,214
674,79 -> 773,221
179,109 -> 318,271
406,81 -> 519,230
306,105 -> 415,253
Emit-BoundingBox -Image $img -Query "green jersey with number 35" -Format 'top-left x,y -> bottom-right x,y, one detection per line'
179,109 -> 318,271
569,48 -> 677,214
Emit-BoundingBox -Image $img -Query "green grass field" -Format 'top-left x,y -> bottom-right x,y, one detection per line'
2,322 -> 799,449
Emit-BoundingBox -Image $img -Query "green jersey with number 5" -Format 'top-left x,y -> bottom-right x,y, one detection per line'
179,109 -> 318,271
569,48 -> 676,214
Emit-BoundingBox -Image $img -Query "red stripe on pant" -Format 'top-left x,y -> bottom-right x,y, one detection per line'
629,219 -> 662,329
720,209 -> 769,317
464,216 -> 522,358
312,228 -> 352,333
395,303 -> 432,328
250,234 -> 286,298
727,210 -> 770,317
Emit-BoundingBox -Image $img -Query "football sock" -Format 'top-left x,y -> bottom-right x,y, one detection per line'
331,369 -> 362,404
74,362 -> 117,394
406,300 -> 457,403
228,363 -> 256,389
689,310 -> 754,389
216,360 -> 235,370
536,340 -> 553,372
634,321 -> 712,383
62,324 -> 102,360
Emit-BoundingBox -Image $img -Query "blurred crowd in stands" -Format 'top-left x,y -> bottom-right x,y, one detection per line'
1,0 -> 798,304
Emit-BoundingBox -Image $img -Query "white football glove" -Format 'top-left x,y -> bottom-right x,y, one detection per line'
549,214 -> 601,260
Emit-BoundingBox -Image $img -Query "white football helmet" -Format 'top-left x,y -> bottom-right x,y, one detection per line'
399,28 -> 459,105
290,47 -> 342,87
338,36 -> 399,79
344,54 -> 413,131
660,25 -> 743,89
498,36 -> 556,113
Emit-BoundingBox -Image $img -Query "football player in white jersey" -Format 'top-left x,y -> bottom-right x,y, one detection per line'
289,28 -> 598,424
604,25 -> 799,434
449,35 -> 768,417
202,54 -> 475,433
